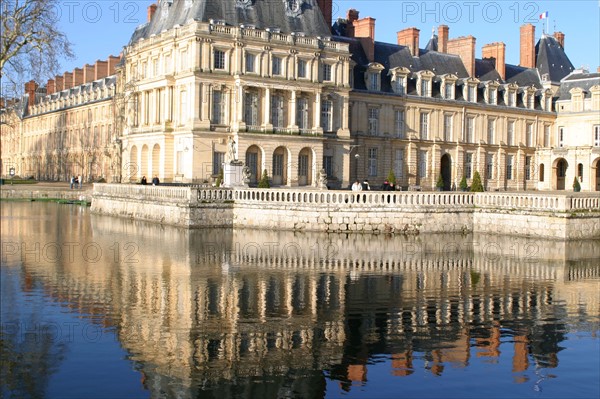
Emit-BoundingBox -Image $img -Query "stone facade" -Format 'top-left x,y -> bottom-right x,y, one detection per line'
1,1 -> 599,192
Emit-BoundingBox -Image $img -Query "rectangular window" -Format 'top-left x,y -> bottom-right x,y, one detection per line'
467,85 -> 476,102
368,148 -> 378,177
527,93 -> 535,109
466,117 -> 475,143
525,156 -> 531,180
245,53 -> 255,73
394,148 -> 404,178
507,120 -> 514,146
164,54 -> 171,74
273,154 -> 284,176
544,125 -> 550,147
368,107 -> 379,136
418,150 -> 427,179
594,125 -> 600,147
323,155 -> 333,177
445,82 -> 453,99
321,99 -> 333,132
212,90 -> 224,124
244,92 -> 259,127
558,127 -> 564,147
465,152 -> 473,179
420,80 -> 430,97
486,154 -> 494,179
508,92 -> 516,107
394,109 -> 405,138
297,97 -> 309,129
396,79 -> 405,95
487,119 -> 495,144
153,58 -> 159,77
369,73 -> 378,91
526,123 -> 533,147
420,112 -> 429,140
444,114 -> 453,141
323,64 -> 332,81
506,155 -> 513,180
298,59 -> 307,78
214,49 -> 226,70
180,50 -> 188,71
298,154 -> 309,177
272,56 -> 282,76
213,151 -> 224,175
488,88 -> 496,105
271,94 -> 284,127
545,96 -> 552,111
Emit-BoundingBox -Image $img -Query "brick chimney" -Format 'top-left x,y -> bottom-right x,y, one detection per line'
316,0 -> 332,28
54,76 -> 64,92
519,24 -> 535,68
447,36 -> 476,77
63,72 -> 73,90
147,4 -> 157,22
353,17 -> 376,63
107,55 -> 120,75
482,42 -> 506,80
397,27 -> 420,57
438,25 -> 449,53
46,79 -> 55,95
24,81 -> 38,108
83,64 -> 95,83
553,31 -> 565,48
345,9 -> 359,37
95,60 -> 108,80
73,68 -> 84,86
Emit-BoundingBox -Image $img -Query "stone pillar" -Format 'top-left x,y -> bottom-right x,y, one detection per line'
339,94 -> 350,137
200,83 -> 210,128
289,89 -> 297,130
233,82 -> 245,132
314,91 -> 321,131
263,87 -> 272,130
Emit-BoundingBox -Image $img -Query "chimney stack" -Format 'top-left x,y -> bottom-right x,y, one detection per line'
54,76 -> 64,92
316,0 -> 333,29
397,27 -> 420,57
438,25 -> 449,53
108,55 -> 120,75
95,60 -> 108,80
447,36 -> 476,77
147,4 -> 157,22
24,80 -> 38,108
83,64 -> 95,83
519,24 -> 535,68
482,42 -> 506,80
553,31 -> 565,48
353,17 -> 376,62
73,68 -> 84,86
63,72 -> 73,90
46,79 -> 55,95
345,9 -> 359,37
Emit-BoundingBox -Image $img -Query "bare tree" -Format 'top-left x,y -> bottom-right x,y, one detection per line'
0,0 -> 74,92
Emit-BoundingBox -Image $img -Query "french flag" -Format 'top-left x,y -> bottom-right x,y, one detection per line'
539,11 -> 548,19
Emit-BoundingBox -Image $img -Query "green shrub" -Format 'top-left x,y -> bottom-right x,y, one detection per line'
258,170 -> 270,188
470,171 -> 484,192
387,169 -> 396,185
215,167 -> 224,187
459,176 -> 468,191
573,177 -> 581,192
436,174 -> 444,189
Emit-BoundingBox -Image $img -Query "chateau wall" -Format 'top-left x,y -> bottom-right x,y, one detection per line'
91,184 -> 600,239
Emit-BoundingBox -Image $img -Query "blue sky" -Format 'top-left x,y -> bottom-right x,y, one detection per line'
57,0 -> 599,75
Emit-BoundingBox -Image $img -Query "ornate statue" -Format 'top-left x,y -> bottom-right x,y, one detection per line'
318,168 -> 328,190
242,165 -> 252,185
227,136 -> 237,163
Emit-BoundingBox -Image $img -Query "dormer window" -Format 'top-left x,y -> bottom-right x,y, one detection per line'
365,63 -> 384,91
389,66 -> 410,95
466,85 -> 477,102
396,79 -> 406,95
544,93 -> 552,111
569,88 -> 584,112
420,79 -> 431,97
444,82 -> 454,99
488,87 -> 497,105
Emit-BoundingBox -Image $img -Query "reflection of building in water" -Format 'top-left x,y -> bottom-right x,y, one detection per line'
2,204 -> 598,397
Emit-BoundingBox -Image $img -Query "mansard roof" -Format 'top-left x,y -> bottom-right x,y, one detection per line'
535,34 -> 575,84
130,0 -> 332,44
557,71 -> 600,100
504,64 -> 542,88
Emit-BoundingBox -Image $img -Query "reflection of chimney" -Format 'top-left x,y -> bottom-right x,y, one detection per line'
63,72 -> 73,90
448,36 -> 476,77
147,4 -> 157,22
519,24 -> 535,68
353,17 -> 376,63
54,76 -> 64,92
397,27 -> 420,57
108,55 -> 120,75
46,79 -> 55,95
83,64 -> 95,83
438,25 -> 449,53
482,42 -> 506,80
73,68 -> 84,86
316,0 -> 332,28
95,60 -> 108,80
553,31 -> 565,48
24,80 -> 38,108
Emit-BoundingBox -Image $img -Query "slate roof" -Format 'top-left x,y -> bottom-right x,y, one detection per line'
130,0 -> 331,44
535,34 -> 575,84
557,71 -> 600,100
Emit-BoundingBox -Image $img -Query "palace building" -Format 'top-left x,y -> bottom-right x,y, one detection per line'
1,0 -> 599,191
